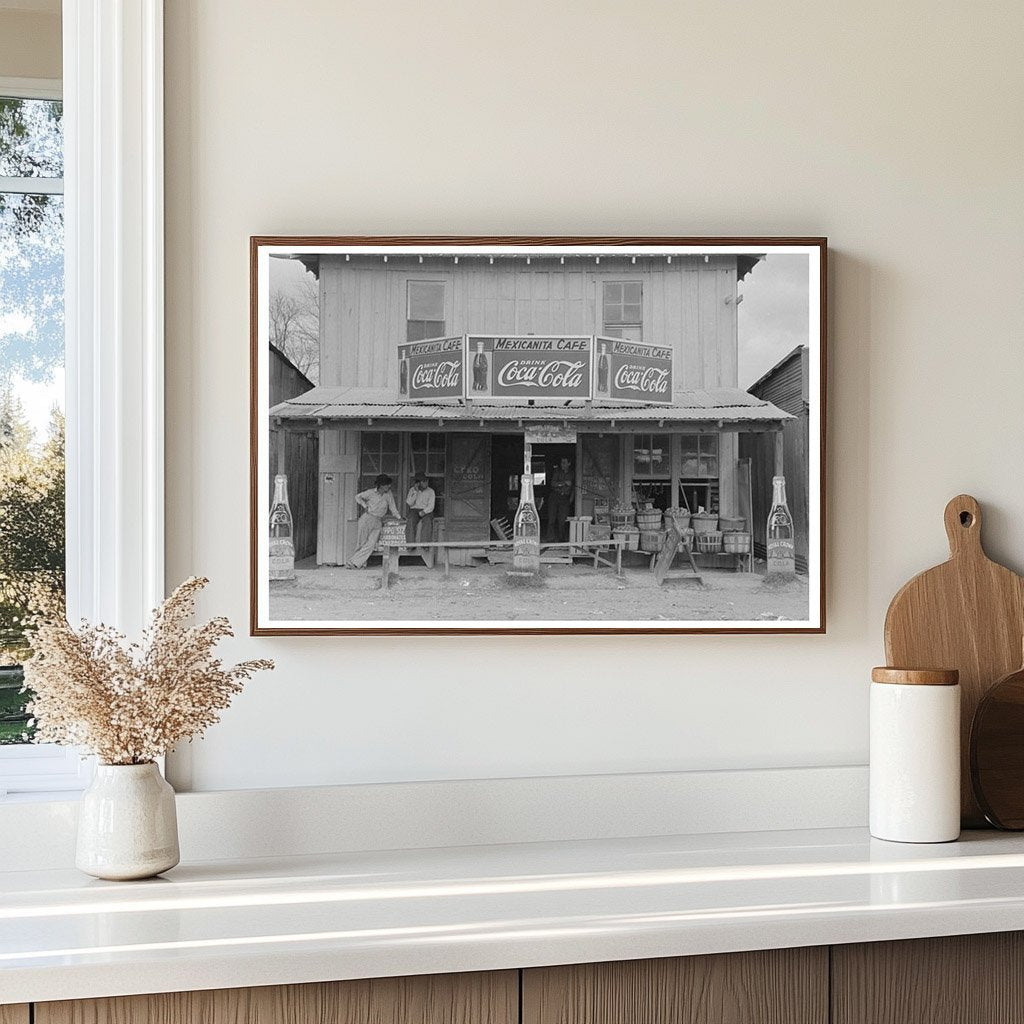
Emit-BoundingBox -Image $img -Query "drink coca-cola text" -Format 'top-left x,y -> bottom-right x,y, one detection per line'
613,364 -> 670,395
497,359 -> 586,390
411,359 -> 461,391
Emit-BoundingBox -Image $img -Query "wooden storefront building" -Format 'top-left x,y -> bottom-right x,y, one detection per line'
270,253 -> 792,566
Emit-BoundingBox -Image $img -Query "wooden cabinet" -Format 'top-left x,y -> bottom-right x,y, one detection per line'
832,932 -> 1024,1024
14,934 -> 1024,1024
34,971 -> 517,1024
522,949 -> 828,1024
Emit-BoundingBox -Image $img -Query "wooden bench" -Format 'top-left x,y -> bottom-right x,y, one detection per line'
379,538 -> 626,589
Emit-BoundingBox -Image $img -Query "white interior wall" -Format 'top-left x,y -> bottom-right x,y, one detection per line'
163,0 -> 1024,791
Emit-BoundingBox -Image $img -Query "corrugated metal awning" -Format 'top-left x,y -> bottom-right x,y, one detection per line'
270,386 -> 792,428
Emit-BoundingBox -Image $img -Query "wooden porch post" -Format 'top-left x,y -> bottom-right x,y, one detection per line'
276,425 -> 286,476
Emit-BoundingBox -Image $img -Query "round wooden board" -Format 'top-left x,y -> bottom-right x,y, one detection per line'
971,665 -> 1024,829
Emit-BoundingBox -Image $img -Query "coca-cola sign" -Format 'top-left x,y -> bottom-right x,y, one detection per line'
398,336 -> 465,401
466,335 -> 593,400
594,337 -> 673,405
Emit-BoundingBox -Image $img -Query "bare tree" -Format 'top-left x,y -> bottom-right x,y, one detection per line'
269,275 -> 320,383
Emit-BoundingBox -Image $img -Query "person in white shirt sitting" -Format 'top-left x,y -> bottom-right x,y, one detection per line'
405,473 -> 436,546
347,474 -> 399,568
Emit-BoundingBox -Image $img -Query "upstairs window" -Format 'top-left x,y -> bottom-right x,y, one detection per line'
602,281 -> 642,343
406,281 -> 445,342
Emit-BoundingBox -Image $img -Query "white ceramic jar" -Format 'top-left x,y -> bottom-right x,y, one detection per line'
76,762 -> 180,880
870,667 -> 960,843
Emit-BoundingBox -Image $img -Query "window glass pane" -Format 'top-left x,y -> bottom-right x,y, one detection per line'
427,454 -> 445,476
649,435 -> 669,473
623,282 -> 641,304
407,319 -> 446,343
0,98 -> 63,178
408,281 -> 445,321
701,433 -> 719,456
603,282 -> 621,305
362,431 -> 381,451
699,457 -> 718,478
679,434 -> 698,454
1,99 -> 66,746
381,432 -> 400,452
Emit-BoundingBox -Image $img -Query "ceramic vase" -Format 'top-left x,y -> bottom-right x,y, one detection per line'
76,762 -> 180,880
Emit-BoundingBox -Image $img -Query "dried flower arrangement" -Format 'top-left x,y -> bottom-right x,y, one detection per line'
23,577 -> 273,765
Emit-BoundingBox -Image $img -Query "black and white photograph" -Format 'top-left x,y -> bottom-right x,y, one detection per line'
252,238 -> 825,634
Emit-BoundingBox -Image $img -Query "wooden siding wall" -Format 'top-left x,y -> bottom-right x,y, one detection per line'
740,348 -> 811,570
740,421 -> 809,571
318,255 -> 740,393
749,348 -> 807,417
269,348 -> 318,561
270,430 -> 319,561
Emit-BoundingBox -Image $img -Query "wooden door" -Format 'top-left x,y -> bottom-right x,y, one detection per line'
446,433 -> 491,546
523,950 -> 828,1024
36,971 -> 517,1024
317,428 -> 359,565
832,933 -> 1024,1024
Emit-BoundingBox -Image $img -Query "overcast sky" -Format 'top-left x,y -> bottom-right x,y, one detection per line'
737,253 -> 810,389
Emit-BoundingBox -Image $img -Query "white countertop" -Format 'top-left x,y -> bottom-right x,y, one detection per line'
4,826 -> 1024,1004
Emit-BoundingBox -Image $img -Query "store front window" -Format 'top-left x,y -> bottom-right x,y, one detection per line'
410,431 -> 446,515
632,432 -> 671,510
359,431 -> 401,492
679,433 -> 720,514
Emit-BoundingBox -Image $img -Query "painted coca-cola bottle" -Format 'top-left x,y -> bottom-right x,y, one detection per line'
766,475 -> 795,576
472,341 -> 490,393
268,474 -> 296,580
512,473 -> 541,574
597,342 -> 610,394
399,351 -> 409,397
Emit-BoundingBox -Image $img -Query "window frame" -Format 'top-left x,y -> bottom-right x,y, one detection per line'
601,279 -> 643,343
0,76 -> 82,795
405,278 -> 446,342
0,0 -> 166,796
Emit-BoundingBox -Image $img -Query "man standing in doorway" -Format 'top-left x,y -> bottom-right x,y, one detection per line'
346,474 -> 399,568
546,456 -> 575,543
405,473 -> 436,546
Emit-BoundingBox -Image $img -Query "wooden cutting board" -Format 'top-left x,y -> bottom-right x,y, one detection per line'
884,494 -> 1024,826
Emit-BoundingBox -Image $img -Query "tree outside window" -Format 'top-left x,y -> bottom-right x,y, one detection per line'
0,95 -> 65,743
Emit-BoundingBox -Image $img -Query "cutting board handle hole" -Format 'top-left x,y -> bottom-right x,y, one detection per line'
960,511 -> 974,527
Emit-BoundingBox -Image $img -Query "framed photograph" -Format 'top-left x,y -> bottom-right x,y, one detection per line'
251,237 -> 826,635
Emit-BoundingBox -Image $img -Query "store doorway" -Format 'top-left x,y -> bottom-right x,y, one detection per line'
490,437 -> 576,542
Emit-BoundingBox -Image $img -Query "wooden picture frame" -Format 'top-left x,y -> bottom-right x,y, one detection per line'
251,237 -> 827,635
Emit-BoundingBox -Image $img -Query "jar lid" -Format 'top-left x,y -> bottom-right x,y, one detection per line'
871,667 -> 959,686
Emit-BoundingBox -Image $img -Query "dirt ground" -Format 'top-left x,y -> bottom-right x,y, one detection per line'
268,554 -> 810,624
